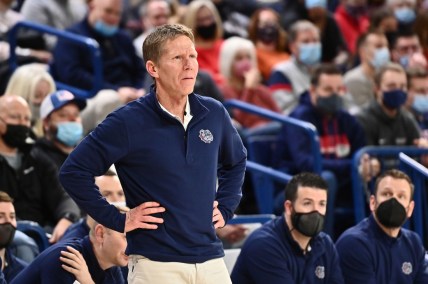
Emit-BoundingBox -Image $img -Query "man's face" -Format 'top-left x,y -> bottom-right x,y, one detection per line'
0,98 -> 31,136
96,175 -> 125,203
148,35 -> 198,98
90,0 -> 122,27
392,36 -> 422,62
44,103 -> 81,139
286,186 -> 327,216
290,29 -> 320,57
144,1 -> 170,30
310,74 -> 345,106
370,176 -> 414,219
0,202 -> 16,227
363,33 -> 389,64
103,228 -> 128,267
406,76 -> 428,108
377,70 -> 407,102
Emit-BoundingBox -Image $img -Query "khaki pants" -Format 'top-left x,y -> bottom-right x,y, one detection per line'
128,255 -> 232,284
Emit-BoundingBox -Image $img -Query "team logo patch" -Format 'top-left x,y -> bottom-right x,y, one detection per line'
402,262 -> 412,275
199,129 -> 213,144
315,266 -> 325,279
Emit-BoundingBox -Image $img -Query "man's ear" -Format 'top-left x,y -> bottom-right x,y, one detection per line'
146,60 -> 159,78
94,224 -> 105,243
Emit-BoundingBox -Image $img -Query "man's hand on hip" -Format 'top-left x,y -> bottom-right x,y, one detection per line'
124,202 -> 165,232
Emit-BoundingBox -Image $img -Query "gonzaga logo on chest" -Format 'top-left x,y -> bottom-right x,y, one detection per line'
315,265 -> 325,279
199,129 -> 213,144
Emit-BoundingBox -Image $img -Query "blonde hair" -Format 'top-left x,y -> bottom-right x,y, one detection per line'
4,64 -> 56,137
5,63 -> 56,104
219,36 -> 257,80
180,0 -> 223,40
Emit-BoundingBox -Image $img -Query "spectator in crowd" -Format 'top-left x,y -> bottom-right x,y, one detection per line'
0,0 -> 51,62
275,64 -> 366,234
413,11 -> 428,61
368,6 -> 398,47
12,206 -> 129,284
181,0 -> 225,86
334,0 -> 370,55
357,62 -> 422,146
0,192 -> 27,283
247,8 -> 289,82
20,0 -> 87,49
231,172 -> 344,283
133,0 -> 170,59
404,67 -> 428,131
386,0 -> 417,33
4,63 -> 56,137
0,95 -> 80,244
391,30 -> 427,70
219,36 -> 279,129
50,0 -> 146,134
60,168 -> 125,241
268,20 -> 322,114
59,24 -> 246,283
344,31 -> 390,114
336,169 -> 428,283
34,90 -> 86,170
304,0 -> 349,65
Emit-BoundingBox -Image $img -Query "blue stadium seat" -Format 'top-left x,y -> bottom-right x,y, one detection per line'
17,220 -> 50,253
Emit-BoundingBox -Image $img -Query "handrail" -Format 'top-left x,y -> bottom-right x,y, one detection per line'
246,160 -> 292,183
351,146 -> 428,223
398,153 -> 428,242
228,214 -> 275,225
224,99 -> 322,174
399,152 -> 428,178
245,160 -> 291,214
8,21 -> 103,99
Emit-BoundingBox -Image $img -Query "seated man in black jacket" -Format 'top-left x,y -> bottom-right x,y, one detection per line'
0,95 -> 80,244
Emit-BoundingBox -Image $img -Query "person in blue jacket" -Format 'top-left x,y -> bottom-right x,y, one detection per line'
59,23 -> 247,284
274,64 -> 366,234
231,172 -> 344,283
11,207 -> 129,284
336,169 -> 428,283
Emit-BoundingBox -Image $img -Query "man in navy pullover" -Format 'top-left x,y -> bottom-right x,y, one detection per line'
12,212 -> 128,284
231,172 -> 344,283
336,169 -> 428,283
59,24 -> 246,283
275,64 -> 366,234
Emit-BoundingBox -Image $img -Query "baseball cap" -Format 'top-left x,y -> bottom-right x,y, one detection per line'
40,90 -> 86,120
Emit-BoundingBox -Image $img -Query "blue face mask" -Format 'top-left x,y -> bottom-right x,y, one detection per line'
412,94 -> 428,114
399,54 -> 410,68
298,42 -> 321,66
382,89 -> 407,109
394,7 -> 416,24
371,47 -> 390,70
305,0 -> 326,9
56,122 -> 83,147
94,20 -> 118,37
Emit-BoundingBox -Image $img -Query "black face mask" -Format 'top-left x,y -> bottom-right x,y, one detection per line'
196,22 -> 217,40
291,210 -> 324,237
316,93 -> 343,115
376,198 -> 407,228
257,25 -> 278,44
0,223 -> 16,249
2,124 -> 29,148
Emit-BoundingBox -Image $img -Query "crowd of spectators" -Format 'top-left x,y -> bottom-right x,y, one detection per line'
1,0 -> 428,282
